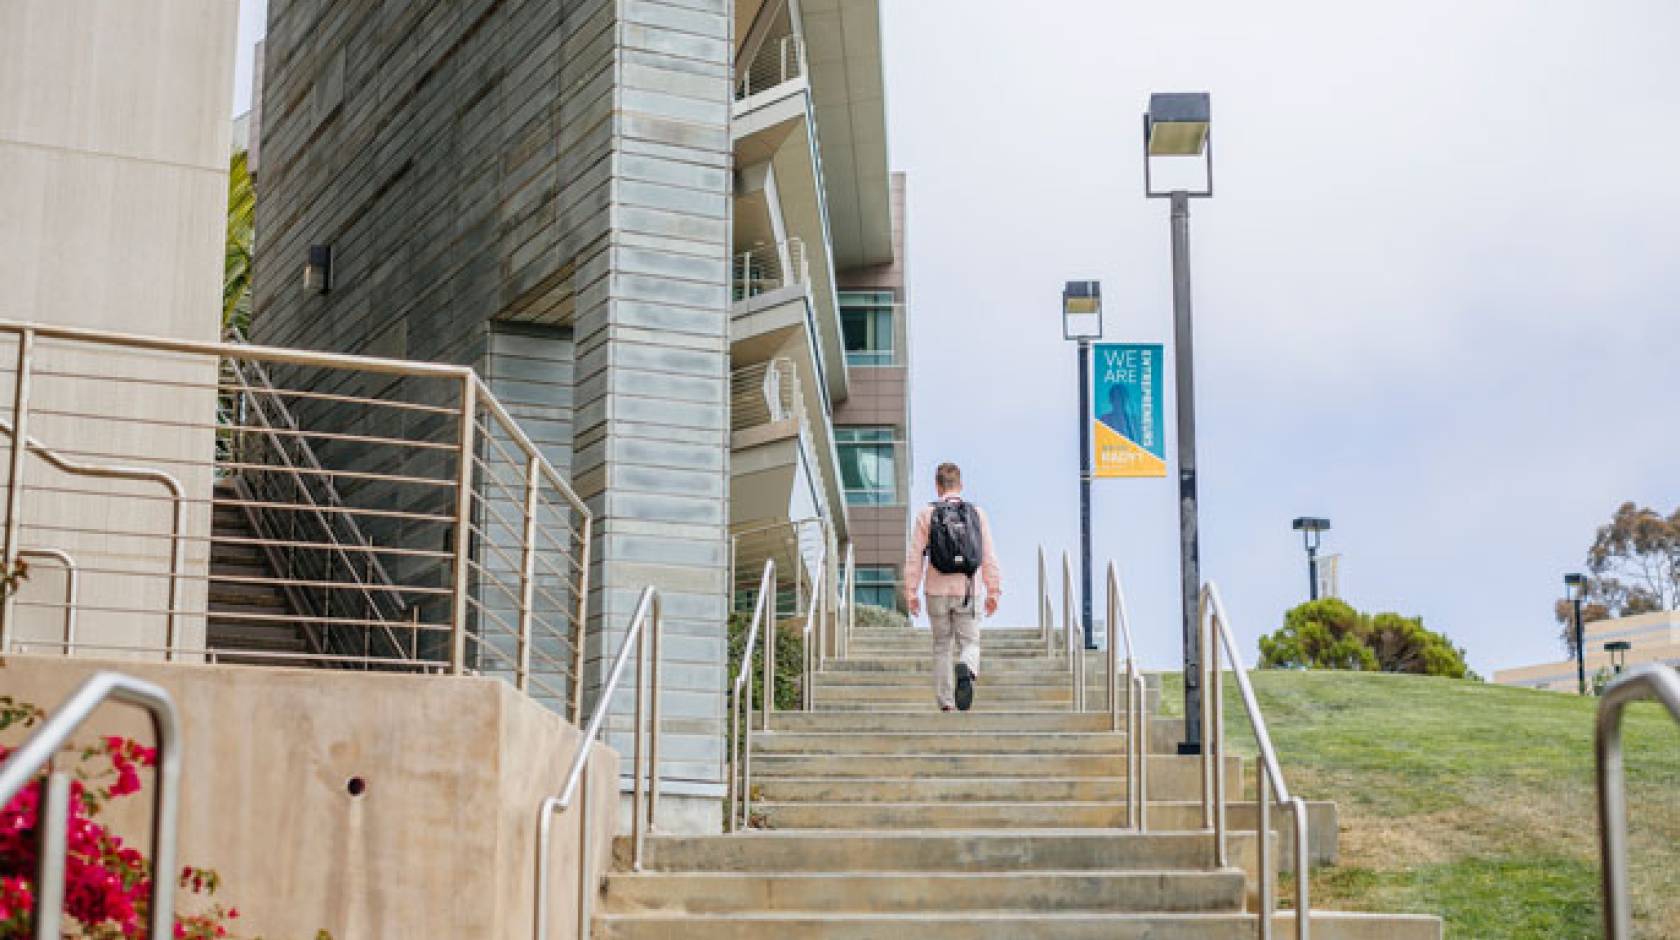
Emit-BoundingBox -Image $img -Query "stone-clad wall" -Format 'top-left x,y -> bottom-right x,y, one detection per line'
253,0 -> 732,825
568,0 -> 732,810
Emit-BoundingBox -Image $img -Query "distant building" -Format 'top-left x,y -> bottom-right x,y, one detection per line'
1493,611 -> 1680,691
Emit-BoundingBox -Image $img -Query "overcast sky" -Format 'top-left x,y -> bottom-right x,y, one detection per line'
232,0 -> 1680,676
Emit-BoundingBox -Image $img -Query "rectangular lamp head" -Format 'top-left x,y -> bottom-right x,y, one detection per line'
1564,572 -> 1586,588
1062,279 -> 1103,340
1292,517 -> 1331,532
1146,92 -> 1211,156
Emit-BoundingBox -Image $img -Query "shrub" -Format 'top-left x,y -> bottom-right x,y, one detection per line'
853,603 -> 909,631
1259,599 -> 1475,679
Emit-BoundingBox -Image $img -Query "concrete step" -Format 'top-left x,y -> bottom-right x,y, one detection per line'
812,684 -> 1072,704
596,911 -> 1442,940
814,671 -> 1084,687
756,801 -> 1141,830
631,829 -> 1240,873
827,656 -> 1072,673
753,776 -> 1135,804
750,754 -> 1237,795
767,711 -> 1118,733
601,869 -> 1245,915
752,731 -> 1126,755
847,641 -> 1055,655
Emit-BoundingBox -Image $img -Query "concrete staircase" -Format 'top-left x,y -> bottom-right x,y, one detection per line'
598,623 -> 1441,938
207,479 -> 310,662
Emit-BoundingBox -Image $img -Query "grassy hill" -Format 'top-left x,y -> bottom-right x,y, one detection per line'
1159,669 -> 1680,939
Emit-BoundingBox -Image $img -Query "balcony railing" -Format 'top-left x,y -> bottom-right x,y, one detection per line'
735,34 -> 806,101
729,358 -> 805,435
0,320 -> 592,721
732,239 -> 809,303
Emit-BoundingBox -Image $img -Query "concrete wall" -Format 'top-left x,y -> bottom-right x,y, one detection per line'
0,656 -> 619,940
0,0 -> 236,655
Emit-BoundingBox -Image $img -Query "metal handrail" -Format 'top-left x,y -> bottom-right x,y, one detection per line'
534,586 -> 662,940
798,553 -> 827,711
0,672 -> 181,940
1596,664 -> 1680,939
0,415 -> 185,657
1106,562 -> 1147,830
1063,551 -> 1084,710
727,560 -> 776,832
841,542 -> 855,659
17,548 -> 77,653
1200,581 -> 1310,940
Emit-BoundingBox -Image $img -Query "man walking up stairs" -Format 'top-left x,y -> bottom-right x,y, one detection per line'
904,462 -> 1002,712
592,605 -> 1444,937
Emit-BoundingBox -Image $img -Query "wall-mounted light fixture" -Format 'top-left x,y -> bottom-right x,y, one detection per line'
304,244 -> 333,294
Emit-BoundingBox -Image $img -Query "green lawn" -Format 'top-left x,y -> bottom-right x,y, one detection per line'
1158,670 -> 1680,939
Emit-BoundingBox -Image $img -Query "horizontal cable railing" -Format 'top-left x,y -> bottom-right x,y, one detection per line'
729,358 -> 803,435
1595,665 -> 1680,940
0,320 -> 591,719
732,238 -> 809,302
735,33 -> 805,101
1201,581 -> 1311,940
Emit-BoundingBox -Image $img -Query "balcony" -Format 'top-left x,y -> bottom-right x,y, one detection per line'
728,357 -> 840,544
735,34 -> 806,104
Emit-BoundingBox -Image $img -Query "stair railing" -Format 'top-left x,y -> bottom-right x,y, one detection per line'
1201,581 -> 1310,940
1595,664 -> 1680,939
797,550 -> 827,711
0,414 -> 185,657
839,541 -> 854,659
726,559 -> 776,832
16,548 -> 77,654
1063,551 -> 1084,710
1106,562 -> 1147,830
222,331 -> 410,663
534,586 -> 662,940
0,672 -> 181,940
1034,543 -> 1048,654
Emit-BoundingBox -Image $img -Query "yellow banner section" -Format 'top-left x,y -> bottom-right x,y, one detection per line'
1094,420 -> 1167,478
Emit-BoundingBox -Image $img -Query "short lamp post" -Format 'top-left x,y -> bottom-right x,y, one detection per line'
1144,91 -> 1213,754
1564,572 -> 1587,695
1292,517 -> 1332,601
1603,640 -> 1631,676
1063,280 -> 1102,650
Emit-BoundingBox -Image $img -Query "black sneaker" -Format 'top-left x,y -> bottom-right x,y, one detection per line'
954,663 -> 975,712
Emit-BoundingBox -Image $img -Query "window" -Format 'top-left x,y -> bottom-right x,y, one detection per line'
836,426 -> 898,505
851,565 -> 901,611
840,291 -> 895,366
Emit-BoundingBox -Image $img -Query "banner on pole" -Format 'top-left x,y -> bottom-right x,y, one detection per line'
1092,343 -> 1166,478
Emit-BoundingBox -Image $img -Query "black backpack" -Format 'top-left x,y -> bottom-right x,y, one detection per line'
927,499 -> 984,577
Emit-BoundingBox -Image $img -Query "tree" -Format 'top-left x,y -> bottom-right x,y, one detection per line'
1554,502 -> 1680,655
224,150 -> 255,335
1259,598 -> 1475,679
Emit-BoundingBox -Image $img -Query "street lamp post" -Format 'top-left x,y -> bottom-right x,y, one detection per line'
1565,572 -> 1587,695
1144,92 -> 1213,754
1292,517 -> 1332,601
1063,281 -> 1103,650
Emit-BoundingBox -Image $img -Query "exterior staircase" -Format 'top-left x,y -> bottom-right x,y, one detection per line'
598,623 -> 1442,938
207,478 -> 310,662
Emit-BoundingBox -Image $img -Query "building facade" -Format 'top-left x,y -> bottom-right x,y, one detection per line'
1493,611 -> 1680,691
833,173 -> 913,610
252,0 -> 900,830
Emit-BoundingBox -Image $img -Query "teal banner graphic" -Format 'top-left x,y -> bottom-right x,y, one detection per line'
1092,343 -> 1166,478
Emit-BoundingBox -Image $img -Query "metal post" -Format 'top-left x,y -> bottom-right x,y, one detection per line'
1,328 -> 33,648
1574,596 -> 1586,695
1077,339 -> 1095,649
450,376 -> 478,675
575,767 -> 591,939
1258,765 -> 1273,940
1211,601 -> 1227,868
1306,543 -> 1320,601
33,768 -> 70,939
1171,190 -> 1204,754
1038,547 -> 1051,653
1135,672 -> 1148,832
517,455 -> 538,692
571,515 -> 592,726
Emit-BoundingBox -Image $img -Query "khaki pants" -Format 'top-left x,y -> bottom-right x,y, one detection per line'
927,594 -> 981,709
